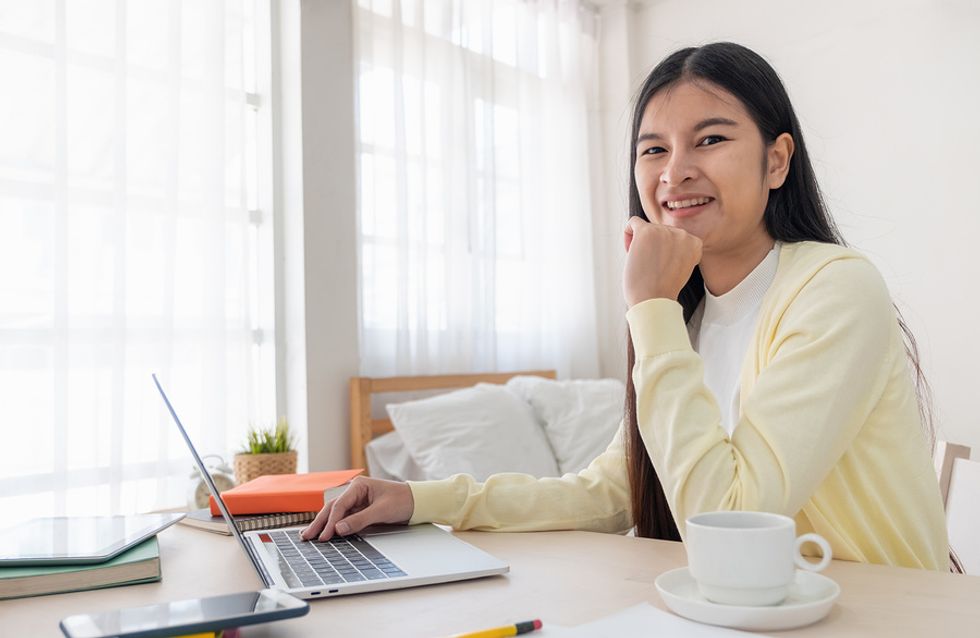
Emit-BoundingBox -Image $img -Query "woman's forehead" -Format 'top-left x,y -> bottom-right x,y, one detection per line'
639,80 -> 749,132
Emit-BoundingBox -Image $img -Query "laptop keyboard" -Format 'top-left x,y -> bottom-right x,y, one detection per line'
268,530 -> 407,589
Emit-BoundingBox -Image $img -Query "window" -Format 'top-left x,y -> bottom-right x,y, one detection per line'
0,0 -> 275,520
355,0 -> 602,378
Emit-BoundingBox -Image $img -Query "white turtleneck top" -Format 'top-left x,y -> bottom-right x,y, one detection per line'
687,245 -> 780,436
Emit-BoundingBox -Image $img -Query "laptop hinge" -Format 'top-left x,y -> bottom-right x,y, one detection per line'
245,538 -> 275,587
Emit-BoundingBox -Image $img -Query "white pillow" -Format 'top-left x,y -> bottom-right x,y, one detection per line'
506,376 -> 624,474
386,383 -> 560,481
364,430 -> 428,482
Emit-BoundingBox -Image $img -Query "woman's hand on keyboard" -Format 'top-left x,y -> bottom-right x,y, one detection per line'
299,477 -> 414,541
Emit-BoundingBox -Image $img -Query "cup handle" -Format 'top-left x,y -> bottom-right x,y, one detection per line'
794,533 -> 832,572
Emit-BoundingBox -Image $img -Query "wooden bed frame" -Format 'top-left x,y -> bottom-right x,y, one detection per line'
349,370 -> 556,472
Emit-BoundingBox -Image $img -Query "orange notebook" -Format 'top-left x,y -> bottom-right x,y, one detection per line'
209,469 -> 363,516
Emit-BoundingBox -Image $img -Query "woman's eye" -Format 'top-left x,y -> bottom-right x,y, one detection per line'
642,146 -> 666,155
699,135 -> 726,146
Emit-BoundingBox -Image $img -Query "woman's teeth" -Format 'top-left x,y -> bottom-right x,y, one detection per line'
666,197 -> 713,210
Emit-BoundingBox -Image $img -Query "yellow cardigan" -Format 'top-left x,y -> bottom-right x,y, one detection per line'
409,241 -> 949,570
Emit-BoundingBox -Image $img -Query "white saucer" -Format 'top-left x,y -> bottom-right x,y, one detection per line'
655,567 -> 840,631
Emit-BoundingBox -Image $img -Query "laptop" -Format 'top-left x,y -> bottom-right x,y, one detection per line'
153,374 -> 509,599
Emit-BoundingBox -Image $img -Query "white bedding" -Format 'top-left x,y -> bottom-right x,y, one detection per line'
368,375 -> 625,482
365,430 -> 427,481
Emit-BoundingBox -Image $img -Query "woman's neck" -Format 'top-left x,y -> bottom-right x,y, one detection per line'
700,236 -> 776,297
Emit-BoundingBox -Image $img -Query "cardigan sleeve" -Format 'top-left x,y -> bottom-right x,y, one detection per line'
625,256 -> 897,535
407,422 -> 632,533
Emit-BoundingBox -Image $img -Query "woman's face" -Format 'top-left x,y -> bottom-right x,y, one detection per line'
633,80 -> 792,256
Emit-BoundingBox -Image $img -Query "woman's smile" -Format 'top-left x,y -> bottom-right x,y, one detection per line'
663,195 -> 716,219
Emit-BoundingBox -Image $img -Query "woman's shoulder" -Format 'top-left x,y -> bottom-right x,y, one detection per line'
777,241 -> 883,286
777,240 -> 864,268
761,242 -> 900,363
772,241 -> 891,310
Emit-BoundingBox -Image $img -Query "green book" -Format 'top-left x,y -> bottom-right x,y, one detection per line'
0,536 -> 161,600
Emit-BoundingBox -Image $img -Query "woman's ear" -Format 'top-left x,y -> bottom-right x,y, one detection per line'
767,132 -> 795,189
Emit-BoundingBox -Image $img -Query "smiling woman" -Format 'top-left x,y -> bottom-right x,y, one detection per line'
620,43 -> 945,568
299,42 -> 949,573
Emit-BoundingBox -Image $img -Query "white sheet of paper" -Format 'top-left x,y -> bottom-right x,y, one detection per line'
544,603 -> 762,637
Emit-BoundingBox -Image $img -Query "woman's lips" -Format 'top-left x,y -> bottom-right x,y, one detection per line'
664,199 -> 713,219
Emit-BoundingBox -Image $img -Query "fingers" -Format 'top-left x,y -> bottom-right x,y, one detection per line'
299,500 -> 334,540
319,481 -> 366,540
624,215 -> 647,234
624,215 -> 646,252
298,478 -> 413,543
332,509 -> 375,537
622,215 -> 703,306
625,215 -> 699,248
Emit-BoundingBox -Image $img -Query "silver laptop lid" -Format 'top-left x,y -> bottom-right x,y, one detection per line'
152,373 -> 274,587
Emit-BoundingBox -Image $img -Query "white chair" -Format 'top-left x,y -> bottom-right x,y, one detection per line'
934,441 -> 977,574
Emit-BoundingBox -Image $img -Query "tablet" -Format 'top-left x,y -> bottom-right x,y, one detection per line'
0,513 -> 185,566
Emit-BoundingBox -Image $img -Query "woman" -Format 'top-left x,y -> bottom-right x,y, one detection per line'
302,43 -> 948,570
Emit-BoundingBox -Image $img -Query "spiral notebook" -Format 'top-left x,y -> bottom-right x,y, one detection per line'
179,509 -> 317,536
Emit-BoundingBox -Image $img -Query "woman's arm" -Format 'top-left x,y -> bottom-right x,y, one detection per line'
627,256 -> 897,533
408,423 -> 632,533
303,422 -> 633,541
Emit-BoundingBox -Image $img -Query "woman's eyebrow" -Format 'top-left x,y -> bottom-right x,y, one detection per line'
635,117 -> 739,145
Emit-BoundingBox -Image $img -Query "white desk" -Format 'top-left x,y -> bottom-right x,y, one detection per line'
3,524 -> 979,637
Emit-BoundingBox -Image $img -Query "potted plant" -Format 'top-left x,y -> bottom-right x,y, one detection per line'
234,416 -> 298,485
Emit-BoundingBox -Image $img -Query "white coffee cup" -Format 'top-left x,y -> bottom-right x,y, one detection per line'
685,511 -> 832,606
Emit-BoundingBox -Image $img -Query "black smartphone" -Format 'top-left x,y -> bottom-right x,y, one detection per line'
59,589 -> 309,638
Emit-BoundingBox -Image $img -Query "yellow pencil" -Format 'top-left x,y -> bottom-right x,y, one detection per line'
451,619 -> 542,638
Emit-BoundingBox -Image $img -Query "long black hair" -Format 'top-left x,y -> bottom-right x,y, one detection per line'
624,42 -> 933,541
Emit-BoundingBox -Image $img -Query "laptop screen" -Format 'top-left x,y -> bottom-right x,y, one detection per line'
152,373 -> 272,586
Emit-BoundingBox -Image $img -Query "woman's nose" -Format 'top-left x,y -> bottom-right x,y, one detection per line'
660,149 -> 698,186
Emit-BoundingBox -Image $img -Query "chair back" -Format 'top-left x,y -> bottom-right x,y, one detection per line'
946,455 -> 980,575
935,440 -> 977,574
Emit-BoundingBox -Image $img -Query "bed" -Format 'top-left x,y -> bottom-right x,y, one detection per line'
349,370 -> 556,473
348,370 -> 625,482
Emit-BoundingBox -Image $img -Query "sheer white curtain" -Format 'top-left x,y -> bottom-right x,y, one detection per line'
355,0 -> 601,378
0,1 -> 276,524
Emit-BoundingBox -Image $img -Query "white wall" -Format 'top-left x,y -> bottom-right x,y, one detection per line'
273,0 -> 359,472
592,1 -> 635,387
592,0 -> 980,452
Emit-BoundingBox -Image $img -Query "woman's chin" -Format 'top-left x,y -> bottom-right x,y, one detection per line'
665,217 -> 709,240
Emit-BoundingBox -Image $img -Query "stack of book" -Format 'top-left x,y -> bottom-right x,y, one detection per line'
180,469 -> 362,536
0,470 -> 363,600
0,471 -> 361,599
0,537 -> 161,600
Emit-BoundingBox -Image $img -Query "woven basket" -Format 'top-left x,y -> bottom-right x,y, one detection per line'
233,450 -> 298,485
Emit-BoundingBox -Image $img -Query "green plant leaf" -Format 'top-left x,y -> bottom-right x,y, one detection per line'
239,416 -> 295,454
